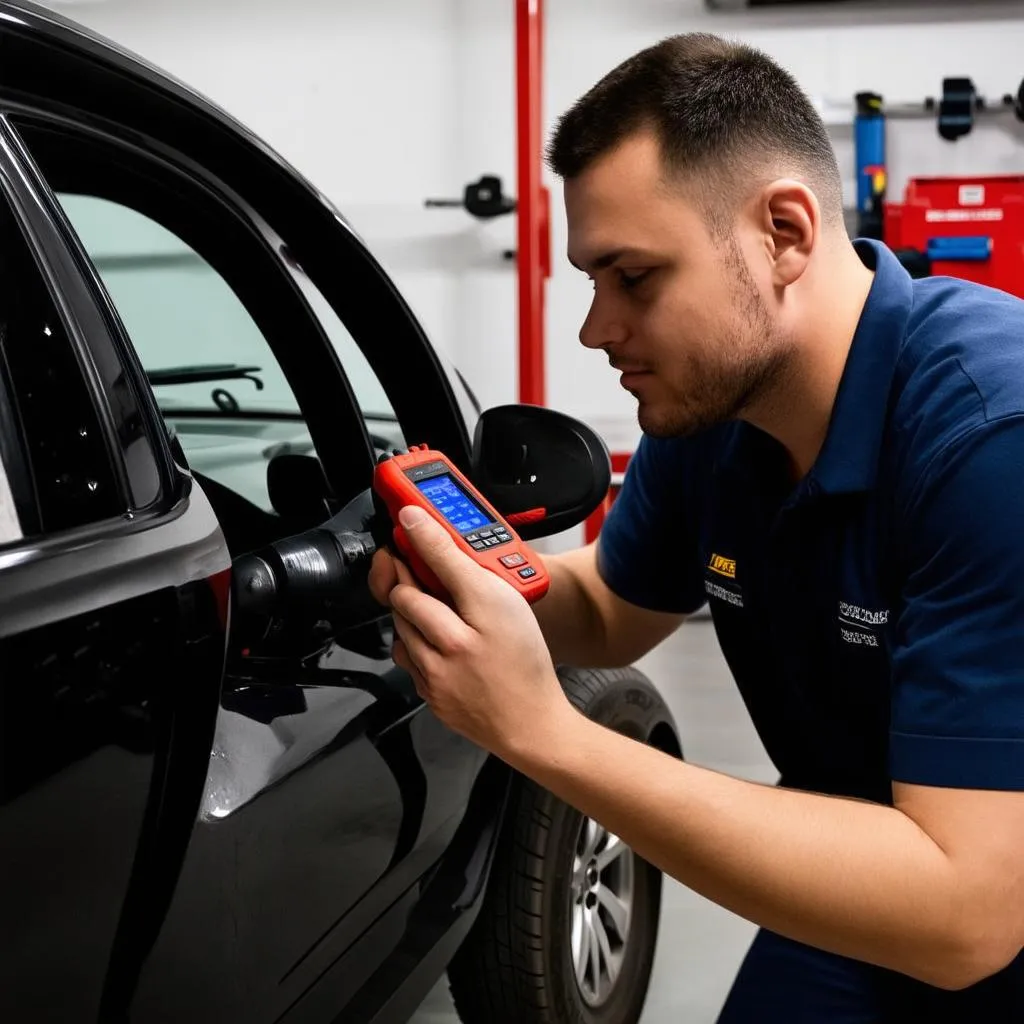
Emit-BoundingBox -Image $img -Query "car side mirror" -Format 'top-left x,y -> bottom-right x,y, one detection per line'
470,404 -> 611,541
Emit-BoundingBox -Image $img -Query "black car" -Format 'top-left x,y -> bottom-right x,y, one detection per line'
0,4 -> 682,1022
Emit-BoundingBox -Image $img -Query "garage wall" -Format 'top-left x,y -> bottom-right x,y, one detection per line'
37,0 -> 1024,458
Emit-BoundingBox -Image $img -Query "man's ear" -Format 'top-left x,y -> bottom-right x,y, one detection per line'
756,179 -> 819,288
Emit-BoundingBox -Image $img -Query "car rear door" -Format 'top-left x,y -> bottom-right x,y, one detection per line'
0,117 -> 231,1024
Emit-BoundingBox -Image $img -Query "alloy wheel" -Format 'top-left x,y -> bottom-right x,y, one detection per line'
570,816 -> 635,1008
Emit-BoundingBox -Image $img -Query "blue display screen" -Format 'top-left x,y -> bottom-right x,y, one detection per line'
416,474 -> 490,534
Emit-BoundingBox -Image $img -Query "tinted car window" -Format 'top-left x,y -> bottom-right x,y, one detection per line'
56,195 -> 309,513
17,119 -> 392,542
0,201 -> 121,532
63,195 -> 300,414
61,195 -> 403,446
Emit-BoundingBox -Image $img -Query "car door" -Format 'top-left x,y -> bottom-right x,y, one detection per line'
0,118 -> 231,1024
9,110 -> 491,1022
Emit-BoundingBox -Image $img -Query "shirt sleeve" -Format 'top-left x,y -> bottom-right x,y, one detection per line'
595,434 -> 708,615
890,416 -> 1024,790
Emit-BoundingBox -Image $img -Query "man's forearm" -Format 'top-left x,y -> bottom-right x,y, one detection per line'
532,548 -> 685,668
513,705 -> 998,990
532,552 -> 608,666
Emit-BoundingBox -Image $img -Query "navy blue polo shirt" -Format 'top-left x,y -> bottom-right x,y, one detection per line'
598,239 -> 1024,803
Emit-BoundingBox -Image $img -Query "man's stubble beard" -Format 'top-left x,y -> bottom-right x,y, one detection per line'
638,237 -> 792,440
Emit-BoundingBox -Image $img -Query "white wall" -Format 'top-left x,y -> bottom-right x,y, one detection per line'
38,0 -> 1024,460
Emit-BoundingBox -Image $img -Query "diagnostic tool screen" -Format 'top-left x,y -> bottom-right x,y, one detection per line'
416,474 -> 490,534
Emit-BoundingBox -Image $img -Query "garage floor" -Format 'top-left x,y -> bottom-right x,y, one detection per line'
410,617 -> 779,1024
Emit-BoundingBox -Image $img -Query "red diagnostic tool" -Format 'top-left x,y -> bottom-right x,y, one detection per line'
373,445 -> 549,604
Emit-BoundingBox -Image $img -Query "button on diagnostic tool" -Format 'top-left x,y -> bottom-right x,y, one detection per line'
500,552 -> 526,568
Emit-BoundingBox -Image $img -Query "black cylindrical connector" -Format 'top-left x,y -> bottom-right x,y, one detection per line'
231,520 -> 380,648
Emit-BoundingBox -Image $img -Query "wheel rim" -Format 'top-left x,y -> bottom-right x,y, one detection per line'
570,816 -> 635,1008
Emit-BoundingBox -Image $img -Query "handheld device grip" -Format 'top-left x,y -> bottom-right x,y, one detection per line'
374,445 -> 549,604
391,524 -> 448,599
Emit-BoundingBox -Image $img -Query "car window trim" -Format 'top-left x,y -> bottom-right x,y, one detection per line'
1,115 -> 179,513
0,115 -> 145,511
9,111 -> 380,505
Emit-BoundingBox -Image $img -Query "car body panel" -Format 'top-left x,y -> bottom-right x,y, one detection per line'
0,483 -> 233,1023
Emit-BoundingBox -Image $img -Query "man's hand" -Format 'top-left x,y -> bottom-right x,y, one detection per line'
367,505 -> 577,759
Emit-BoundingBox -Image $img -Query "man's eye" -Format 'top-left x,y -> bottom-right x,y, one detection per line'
619,270 -> 650,290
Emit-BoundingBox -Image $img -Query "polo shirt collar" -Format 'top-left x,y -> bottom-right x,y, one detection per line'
810,239 -> 913,495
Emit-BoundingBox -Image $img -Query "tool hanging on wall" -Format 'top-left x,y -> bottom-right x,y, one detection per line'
854,76 -> 1024,239
854,91 -> 886,240
425,175 -> 517,219
854,76 -> 1024,300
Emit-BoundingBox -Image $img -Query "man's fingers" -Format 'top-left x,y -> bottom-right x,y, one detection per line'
391,609 -> 448,697
391,608 -> 429,660
390,629 -> 430,698
368,549 -> 399,605
389,580 -> 474,654
396,505 -> 488,607
393,555 -> 419,589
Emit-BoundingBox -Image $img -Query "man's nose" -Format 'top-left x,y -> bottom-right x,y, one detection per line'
579,296 -> 627,350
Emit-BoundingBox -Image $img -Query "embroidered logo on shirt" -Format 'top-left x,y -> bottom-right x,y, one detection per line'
838,600 -> 889,647
708,553 -> 737,579
705,553 -> 743,607
705,579 -> 743,607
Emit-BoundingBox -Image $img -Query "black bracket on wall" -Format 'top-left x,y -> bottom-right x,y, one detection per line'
425,175 -> 517,219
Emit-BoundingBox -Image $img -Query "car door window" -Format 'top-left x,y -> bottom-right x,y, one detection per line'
62,194 -> 299,415
0,196 -> 123,534
16,122 -> 390,557
60,193 -> 404,451
58,194 -> 312,515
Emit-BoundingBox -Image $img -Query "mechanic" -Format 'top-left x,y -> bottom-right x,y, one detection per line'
369,33 -> 1024,1021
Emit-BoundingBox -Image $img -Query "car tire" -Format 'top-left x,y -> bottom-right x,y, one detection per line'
447,665 -> 681,1024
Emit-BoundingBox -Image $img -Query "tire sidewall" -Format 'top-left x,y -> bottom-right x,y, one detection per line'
540,669 -> 675,1024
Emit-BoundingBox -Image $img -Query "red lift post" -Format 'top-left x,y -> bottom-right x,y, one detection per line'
514,2 -> 628,545
515,0 -> 549,407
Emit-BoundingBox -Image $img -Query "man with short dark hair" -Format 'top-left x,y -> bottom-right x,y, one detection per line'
370,34 -> 1024,1020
